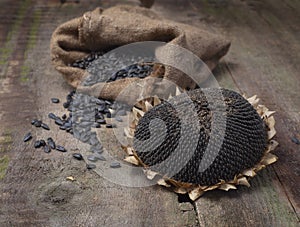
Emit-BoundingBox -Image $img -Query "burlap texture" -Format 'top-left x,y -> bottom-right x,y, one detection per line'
50,5 -> 230,103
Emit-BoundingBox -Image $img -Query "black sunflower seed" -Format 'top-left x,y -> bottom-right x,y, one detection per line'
51,98 -> 60,103
31,119 -> 38,125
95,112 -> 104,120
117,109 -> 126,116
43,145 -> 51,153
115,116 -> 123,122
41,123 -> 50,130
106,124 -> 115,128
86,163 -> 96,170
47,137 -> 56,149
80,121 -> 93,127
105,100 -> 112,106
34,140 -> 42,148
96,99 -> 105,105
55,119 -> 64,126
63,102 -> 70,109
73,153 -> 83,160
40,140 -> 46,146
97,104 -> 106,112
66,94 -> 73,102
291,137 -> 300,145
56,145 -> 67,152
87,155 -> 98,162
23,132 -> 32,142
110,162 -> 121,168
70,90 -> 76,96
80,135 -> 90,143
48,113 -> 57,120
59,125 -> 67,130
33,120 -> 42,127
92,123 -> 101,128
90,144 -> 103,153
96,119 -> 106,124
64,122 -> 72,128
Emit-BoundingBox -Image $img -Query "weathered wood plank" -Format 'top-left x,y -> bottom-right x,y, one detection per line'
196,169 -> 298,227
154,0 -> 299,225
170,0 -> 300,225
0,1 -> 199,226
1,0 -> 299,226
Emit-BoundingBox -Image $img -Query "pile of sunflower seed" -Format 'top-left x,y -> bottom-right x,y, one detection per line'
23,52 -> 155,170
23,90 -> 129,169
74,52 -> 155,86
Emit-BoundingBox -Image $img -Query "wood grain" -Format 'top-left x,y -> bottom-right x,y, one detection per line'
0,1 -> 198,226
0,0 -> 299,226
160,0 -> 299,225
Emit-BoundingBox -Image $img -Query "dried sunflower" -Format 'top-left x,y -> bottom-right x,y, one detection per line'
124,88 -> 278,200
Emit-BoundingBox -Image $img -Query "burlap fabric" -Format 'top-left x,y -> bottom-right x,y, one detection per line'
50,5 -> 230,103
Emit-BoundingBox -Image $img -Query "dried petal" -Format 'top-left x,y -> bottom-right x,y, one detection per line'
219,184 -> 237,191
188,188 -> 205,201
242,169 -> 256,177
237,177 -> 250,187
66,176 -> 75,181
124,156 -> 140,165
261,153 -> 278,165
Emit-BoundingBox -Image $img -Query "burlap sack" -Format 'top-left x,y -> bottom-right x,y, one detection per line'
50,5 -> 230,103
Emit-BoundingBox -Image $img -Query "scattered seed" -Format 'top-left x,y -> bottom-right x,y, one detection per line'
62,114 -> 67,120
33,120 -> 42,127
56,145 -> 67,152
64,122 -> 72,128
51,98 -> 60,103
59,125 -> 67,130
96,99 -> 105,105
31,119 -> 38,125
87,155 -> 98,162
110,162 -> 121,168
23,132 -> 32,142
89,135 -> 99,146
40,140 -> 46,146
115,116 -> 123,122
92,123 -> 101,128
63,102 -> 70,108
55,118 -> 64,126
117,109 -> 126,116
105,100 -> 112,106
95,112 -> 103,120
41,123 -> 50,130
80,121 -> 93,127
73,153 -> 83,160
90,144 -> 103,153
97,104 -> 106,112
106,112 -> 112,118
43,145 -> 51,153
48,113 -> 57,120
86,163 -> 96,170
34,140 -> 42,148
97,119 -> 106,124
291,137 -> 300,145
47,137 -> 56,149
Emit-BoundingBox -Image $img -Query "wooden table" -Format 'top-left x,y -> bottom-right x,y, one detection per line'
0,0 -> 299,226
